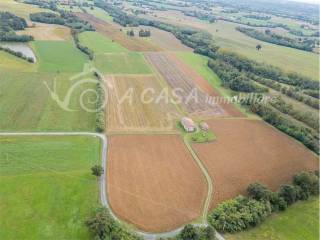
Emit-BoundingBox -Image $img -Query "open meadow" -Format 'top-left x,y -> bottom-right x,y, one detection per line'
107,134 -> 207,232
0,136 -> 101,239
225,197 -> 319,240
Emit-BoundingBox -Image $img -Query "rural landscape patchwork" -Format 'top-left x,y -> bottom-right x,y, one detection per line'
0,0 -> 319,239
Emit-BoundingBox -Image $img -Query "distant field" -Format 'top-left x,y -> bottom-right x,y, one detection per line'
84,7 -> 113,22
0,0 -> 52,19
95,52 -> 152,74
193,119 -> 318,209
107,134 -> 207,232
76,13 -> 161,51
32,41 -> 88,73
0,70 -> 97,132
0,136 -> 101,239
79,31 -> 127,54
106,75 -> 179,132
144,10 -> 319,79
225,197 -> 319,240
17,23 -> 71,41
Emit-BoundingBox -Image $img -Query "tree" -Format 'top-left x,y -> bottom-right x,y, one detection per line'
293,171 -> 319,196
180,224 -> 199,240
86,207 -> 110,240
278,185 -> 298,205
200,226 -> 215,240
91,165 -> 104,180
256,44 -> 262,50
247,182 -> 272,201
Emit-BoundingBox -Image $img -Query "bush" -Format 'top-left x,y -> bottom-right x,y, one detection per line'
247,182 -> 272,201
278,185 -> 299,205
293,171 -> 319,197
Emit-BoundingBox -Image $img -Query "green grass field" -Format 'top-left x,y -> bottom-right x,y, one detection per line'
94,52 -> 152,74
207,21 -> 319,80
225,197 -> 319,240
79,31 -> 127,54
0,136 -> 101,239
84,7 -> 113,22
32,41 -> 88,73
0,51 -> 37,72
0,70 -> 97,132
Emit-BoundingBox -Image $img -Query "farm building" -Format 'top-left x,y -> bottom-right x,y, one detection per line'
200,122 -> 209,131
181,117 -> 196,132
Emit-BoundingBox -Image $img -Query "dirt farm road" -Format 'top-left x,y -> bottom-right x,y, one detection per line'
0,132 -> 225,240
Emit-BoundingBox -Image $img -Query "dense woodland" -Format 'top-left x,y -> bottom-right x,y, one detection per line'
236,27 -> 317,52
0,11 -> 33,42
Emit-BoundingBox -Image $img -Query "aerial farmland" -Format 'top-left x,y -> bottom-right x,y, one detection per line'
0,0 -> 319,239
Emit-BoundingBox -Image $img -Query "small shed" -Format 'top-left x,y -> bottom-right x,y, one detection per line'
200,122 -> 209,131
181,117 -> 196,132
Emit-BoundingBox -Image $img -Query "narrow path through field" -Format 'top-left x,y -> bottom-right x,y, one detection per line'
0,132 -> 225,240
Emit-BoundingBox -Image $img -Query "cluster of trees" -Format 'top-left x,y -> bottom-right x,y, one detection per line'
245,101 -> 319,153
138,29 -> 151,37
71,30 -> 94,60
24,0 -> 58,11
94,71 -> 105,133
243,14 -> 271,20
209,171 -> 319,233
280,87 -> 319,110
208,59 -> 268,93
30,12 -> 94,31
303,89 -> 319,99
270,96 -> 318,130
183,11 -> 216,23
86,207 -> 142,240
0,46 -> 34,63
161,225 -> 216,240
236,27 -> 315,52
0,11 -> 33,42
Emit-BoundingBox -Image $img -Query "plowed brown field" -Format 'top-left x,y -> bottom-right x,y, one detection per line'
193,119 -> 318,209
105,75 -> 180,132
75,13 -> 161,52
145,52 -> 242,117
107,135 -> 207,232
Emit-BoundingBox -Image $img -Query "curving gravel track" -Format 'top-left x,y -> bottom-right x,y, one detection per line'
0,132 -> 225,240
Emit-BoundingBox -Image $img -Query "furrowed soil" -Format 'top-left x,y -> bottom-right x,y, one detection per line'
107,135 -> 207,232
75,13 -> 161,52
145,52 -> 240,118
105,75 -> 180,132
192,119 -> 318,209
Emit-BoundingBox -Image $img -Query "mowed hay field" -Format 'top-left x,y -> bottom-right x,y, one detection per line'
0,50 -> 37,72
17,23 -> 71,41
145,52 -> 228,117
107,135 -> 207,232
106,75 -> 179,132
79,31 -> 127,54
76,13 -> 161,52
226,197 -> 319,240
192,119 -> 318,209
0,136 -> 101,239
32,41 -> 88,72
95,52 -> 152,74
0,70 -> 97,131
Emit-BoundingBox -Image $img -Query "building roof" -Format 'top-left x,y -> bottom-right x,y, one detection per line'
181,117 -> 196,128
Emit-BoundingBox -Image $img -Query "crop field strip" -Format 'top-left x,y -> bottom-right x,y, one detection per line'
145,52 -> 227,118
192,119 -> 318,209
107,134 -> 207,232
105,74 -> 180,132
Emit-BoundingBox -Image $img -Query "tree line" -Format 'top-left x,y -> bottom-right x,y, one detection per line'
0,46 -> 34,63
236,27 -> 316,52
209,171 -> 319,233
